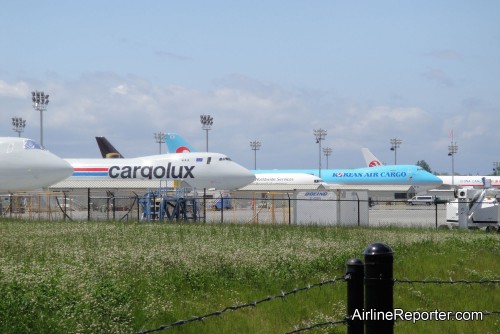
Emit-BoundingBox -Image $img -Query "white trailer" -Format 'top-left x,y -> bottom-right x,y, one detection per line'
442,188 -> 500,231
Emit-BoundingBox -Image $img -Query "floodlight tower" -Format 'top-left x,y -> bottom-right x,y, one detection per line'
313,129 -> 327,177
448,136 -> 458,187
389,138 -> 402,165
250,140 -> 261,170
154,132 -> 166,154
323,147 -> 332,169
12,117 -> 26,137
200,114 -> 213,152
31,90 -> 49,147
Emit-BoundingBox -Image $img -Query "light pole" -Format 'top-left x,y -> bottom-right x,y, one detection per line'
154,132 -> 166,154
448,135 -> 458,187
12,117 -> 26,137
31,90 -> 49,147
390,138 -> 402,164
323,147 -> 332,169
314,129 -> 327,177
200,114 -> 213,152
250,140 -> 261,170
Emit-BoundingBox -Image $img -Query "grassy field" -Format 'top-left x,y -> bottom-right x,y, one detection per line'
0,220 -> 498,334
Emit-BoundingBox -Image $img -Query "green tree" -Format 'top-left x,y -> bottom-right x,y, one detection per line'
416,160 -> 432,173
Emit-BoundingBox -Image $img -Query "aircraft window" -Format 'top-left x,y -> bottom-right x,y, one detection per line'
23,139 -> 43,150
218,157 -> 232,161
207,157 -> 211,164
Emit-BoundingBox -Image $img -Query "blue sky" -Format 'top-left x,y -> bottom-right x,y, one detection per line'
1,1 -> 499,175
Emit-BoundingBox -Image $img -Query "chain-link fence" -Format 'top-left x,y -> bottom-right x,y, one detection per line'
2,187 -> 483,230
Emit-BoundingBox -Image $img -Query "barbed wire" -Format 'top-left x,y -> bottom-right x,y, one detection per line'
483,311 -> 500,316
394,278 -> 500,284
284,318 -> 348,334
137,275 -> 347,334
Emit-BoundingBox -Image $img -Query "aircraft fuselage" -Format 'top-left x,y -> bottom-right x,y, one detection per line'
65,152 -> 255,190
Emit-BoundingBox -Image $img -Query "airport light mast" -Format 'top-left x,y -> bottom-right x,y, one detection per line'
31,90 -> 49,148
250,140 -> 261,170
154,132 -> 166,154
390,138 -> 402,164
200,114 -> 213,152
314,129 -> 327,177
12,117 -> 26,137
323,147 -> 332,169
448,132 -> 458,187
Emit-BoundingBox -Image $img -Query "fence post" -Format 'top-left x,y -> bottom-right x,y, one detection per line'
346,258 -> 364,334
87,188 -> 91,221
363,242 -> 394,334
220,192 -> 224,223
136,194 -> 140,221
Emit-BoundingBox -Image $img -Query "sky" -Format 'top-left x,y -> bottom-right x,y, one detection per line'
1,1 -> 499,175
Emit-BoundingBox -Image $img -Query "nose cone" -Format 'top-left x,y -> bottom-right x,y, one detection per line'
20,150 -> 73,189
223,163 -> 256,190
411,169 -> 443,192
418,170 -> 443,186
38,151 -> 74,185
0,149 -> 73,192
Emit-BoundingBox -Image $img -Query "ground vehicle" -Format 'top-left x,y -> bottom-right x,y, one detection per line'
407,195 -> 435,205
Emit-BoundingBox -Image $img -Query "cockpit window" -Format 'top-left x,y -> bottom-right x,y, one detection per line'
23,139 -> 43,150
219,157 -> 232,161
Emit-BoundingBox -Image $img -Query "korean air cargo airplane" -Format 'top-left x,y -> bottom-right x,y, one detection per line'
256,165 -> 442,192
0,137 -> 73,192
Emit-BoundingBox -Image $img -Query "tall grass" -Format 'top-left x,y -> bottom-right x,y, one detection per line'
0,220 -> 498,333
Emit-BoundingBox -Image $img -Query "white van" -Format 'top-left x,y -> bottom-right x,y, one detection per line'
407,195 -> 435,205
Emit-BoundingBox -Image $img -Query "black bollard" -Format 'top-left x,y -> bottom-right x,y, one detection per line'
363,242 -> 394,334
346,258 -> 364,334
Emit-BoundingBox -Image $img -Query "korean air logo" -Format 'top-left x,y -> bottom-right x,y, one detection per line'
369,160 -> 382,167
337,172 -> 343,177
175,146 -> 191,153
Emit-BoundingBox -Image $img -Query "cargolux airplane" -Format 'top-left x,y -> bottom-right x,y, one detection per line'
0,137 -> 73,193
361,147 -> 500,188
63,152 -> 255,190
163,134 -> 441,191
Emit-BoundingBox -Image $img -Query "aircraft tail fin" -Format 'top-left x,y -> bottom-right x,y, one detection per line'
96,136 -> 124,158
362,148 -> 383,167
166,133 -> 196,153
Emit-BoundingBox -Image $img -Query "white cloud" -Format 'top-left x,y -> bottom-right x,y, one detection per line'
111,84 -> 128,95
0,80 -> 30,97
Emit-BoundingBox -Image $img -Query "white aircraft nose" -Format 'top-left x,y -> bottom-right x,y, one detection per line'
223,164 -> 256,190
31,151 -> 74,186
239,169 -> 257,188
42,153 -> 74,184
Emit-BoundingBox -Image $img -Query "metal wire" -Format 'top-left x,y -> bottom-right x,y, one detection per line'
137,276 -> 347,333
